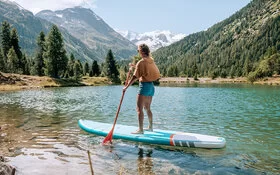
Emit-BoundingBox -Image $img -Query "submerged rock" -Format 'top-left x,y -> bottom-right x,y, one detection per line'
0,156 -> 15,175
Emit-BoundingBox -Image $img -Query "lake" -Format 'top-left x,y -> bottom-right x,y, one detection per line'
0,84 -> 279,175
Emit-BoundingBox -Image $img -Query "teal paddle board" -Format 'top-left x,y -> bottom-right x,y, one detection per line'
78,120 -> 226,148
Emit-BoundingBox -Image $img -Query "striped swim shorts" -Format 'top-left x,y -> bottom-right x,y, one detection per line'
138,82 -> 155,96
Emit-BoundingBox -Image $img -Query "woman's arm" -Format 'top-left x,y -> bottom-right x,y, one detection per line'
123,75 -> 138,92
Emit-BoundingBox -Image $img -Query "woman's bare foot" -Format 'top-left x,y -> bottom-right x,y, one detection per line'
144,128 -> 153,132
131,130 -> 144,134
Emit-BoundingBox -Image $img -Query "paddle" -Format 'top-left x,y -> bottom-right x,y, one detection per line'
102,68 -> 132,145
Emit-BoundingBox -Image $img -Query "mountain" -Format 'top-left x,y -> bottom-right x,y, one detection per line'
36,7 -> 137,60
0,0 -> 103,62
0,0 -> 47,54
116,29 -> 186,51
152,0 -> 280,77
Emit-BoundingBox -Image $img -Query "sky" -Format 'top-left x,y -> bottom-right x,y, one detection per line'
12,0 -> 251,35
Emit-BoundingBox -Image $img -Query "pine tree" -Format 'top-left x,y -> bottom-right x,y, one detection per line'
167,66 -> 175,77
7,47 -> 18,73
132,55 -> 142,65
74,60 -> 82,80
10,28 -> 23,73
243,56 -> 250,76
22,54 -> 30,75
44,25 -> 68,78
192,63 -> 198,79
174,66 -> 179,77
67,53 -> 75,77
90,60 -> 100,77
275,53 -> 280,74
83,62 -> 89,76
77,60 -> 83,73
229,65 -> 235,78
1,21 -> 11,68
0,50 -> 4,71
34,31 -> 46,76
123,65 -> 128,73
104,49 -> 120,83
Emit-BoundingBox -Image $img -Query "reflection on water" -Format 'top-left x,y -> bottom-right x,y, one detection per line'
137,148 -> 154,174
0,85 -> 279,174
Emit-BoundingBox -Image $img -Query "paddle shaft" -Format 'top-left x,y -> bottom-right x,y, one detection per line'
110,90 -> 125,133
103,68 -> 132,143
111,69 -> 131,131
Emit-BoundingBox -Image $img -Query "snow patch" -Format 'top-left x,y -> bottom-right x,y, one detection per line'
56,14 -> 63,18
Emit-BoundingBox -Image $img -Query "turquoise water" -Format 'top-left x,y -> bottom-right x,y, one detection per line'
0,85 -> 279,174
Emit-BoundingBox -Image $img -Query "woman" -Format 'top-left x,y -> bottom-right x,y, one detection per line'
123,44 -> 160,134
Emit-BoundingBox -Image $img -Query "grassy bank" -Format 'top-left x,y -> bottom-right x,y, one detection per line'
1,73 -> 280,92
159,76 -> 280,86
0,73 -> 110,91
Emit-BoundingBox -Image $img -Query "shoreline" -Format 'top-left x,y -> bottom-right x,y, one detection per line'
1,73 -> 280,92
159,76 -> 280,86
0,73 -> 110,91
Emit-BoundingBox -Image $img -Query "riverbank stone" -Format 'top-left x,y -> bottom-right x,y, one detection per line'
0,156 -> 15,175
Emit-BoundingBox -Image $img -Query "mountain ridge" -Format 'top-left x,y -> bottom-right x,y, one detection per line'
152,0 -> 280,78
0,1 -> 137,62
0,0 -> 102,62
36,7 -> 137,60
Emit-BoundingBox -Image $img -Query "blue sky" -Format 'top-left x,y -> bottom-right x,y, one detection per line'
94,0 -> 251,34
13,0 -> 251,35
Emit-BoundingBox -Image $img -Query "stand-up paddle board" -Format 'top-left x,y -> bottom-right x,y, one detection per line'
78,120 -> 226,148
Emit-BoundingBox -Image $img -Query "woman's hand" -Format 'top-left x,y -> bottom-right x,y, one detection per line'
123,86 -> 128,92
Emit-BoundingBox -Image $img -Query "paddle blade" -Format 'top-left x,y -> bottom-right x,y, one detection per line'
102,130 -> 113,145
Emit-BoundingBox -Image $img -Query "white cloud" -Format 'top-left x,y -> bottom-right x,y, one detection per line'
11,0 -> 97,14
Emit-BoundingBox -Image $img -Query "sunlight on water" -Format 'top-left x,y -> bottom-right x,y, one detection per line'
0,85 -> 279,174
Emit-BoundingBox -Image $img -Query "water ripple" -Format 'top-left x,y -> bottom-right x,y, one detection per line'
1,85 -> 279,174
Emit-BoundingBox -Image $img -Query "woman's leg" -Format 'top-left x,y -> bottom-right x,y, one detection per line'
133,94 -> 145,134
144,96 -> 153,131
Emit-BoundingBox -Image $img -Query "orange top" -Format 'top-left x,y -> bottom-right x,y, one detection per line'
133,57 -> 160,82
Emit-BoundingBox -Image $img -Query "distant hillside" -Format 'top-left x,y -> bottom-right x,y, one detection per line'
0,0 -> 100,62
36,7 -> 137,60
153,0 -> 280,78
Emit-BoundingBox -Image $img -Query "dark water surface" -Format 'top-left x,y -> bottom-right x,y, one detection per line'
0,85 -> 279,175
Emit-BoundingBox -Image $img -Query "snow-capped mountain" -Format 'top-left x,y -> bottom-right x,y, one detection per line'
115,29 -> 186,51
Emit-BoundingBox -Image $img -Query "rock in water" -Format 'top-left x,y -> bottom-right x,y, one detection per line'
0,156 -> 16,175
